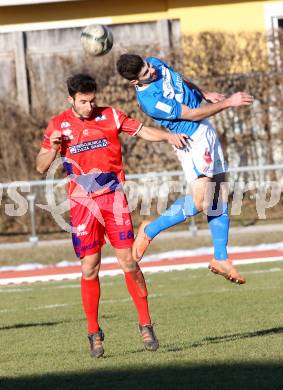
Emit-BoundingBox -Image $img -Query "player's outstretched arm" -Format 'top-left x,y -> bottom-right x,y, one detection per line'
183,78 -> 204,96
36,130 -> 62,174
137,126 -> 189,149
183,77 -> 226,103
180,92 -> 254,122
202,91 -> 226,103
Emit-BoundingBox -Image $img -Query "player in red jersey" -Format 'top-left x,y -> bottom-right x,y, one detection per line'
36,73 -> 188,358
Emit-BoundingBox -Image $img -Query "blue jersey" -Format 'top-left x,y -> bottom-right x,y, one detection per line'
136,57 -> 203,136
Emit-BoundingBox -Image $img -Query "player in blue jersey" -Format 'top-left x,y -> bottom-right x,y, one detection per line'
117,54 -> 254,284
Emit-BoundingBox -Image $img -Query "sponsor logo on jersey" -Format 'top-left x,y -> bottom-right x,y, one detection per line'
95,115 -> 107,122
161,67 -> 184,102
62,128 -> 74,140
175,73 -> 183,94
83,129 -> 89,136
69,138 -> 108,154
162,66 -> 175,99
76,224 -> 88,236
61,121 -> 71,128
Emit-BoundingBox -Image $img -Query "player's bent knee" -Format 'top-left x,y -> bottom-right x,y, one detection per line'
81,269 -> 99,280
81,263 -> 100,280
116,248 -> 136,272
120,258 -> 136,272
193,198 -> 204,212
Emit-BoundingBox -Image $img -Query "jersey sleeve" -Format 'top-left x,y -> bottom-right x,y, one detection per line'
41,119 -> 57,150
140,94 -> 182,120
112,108 -> 143,136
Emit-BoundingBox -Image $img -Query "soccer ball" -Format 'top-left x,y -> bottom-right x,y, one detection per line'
81,24 -> 113,56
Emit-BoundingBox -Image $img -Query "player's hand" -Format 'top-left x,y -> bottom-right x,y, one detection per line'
167,133 -> 190,149
50,130 -> 62,151
204,92 -> 226,103
227,92 -> 254,107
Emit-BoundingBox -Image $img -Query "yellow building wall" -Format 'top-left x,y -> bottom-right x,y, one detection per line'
0,0 -> 282,32
0,1 -> 167,26
168,1 -> 267,33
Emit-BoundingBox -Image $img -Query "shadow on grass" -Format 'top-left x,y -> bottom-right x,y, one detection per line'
161,326 -> 283,353
1,363 -> 283,390
190,326 -> 283,348
0,321 -> 69,331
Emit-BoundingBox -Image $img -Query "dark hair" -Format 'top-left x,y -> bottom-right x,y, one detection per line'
116,54 -> 144,81
67,73 -> 97,97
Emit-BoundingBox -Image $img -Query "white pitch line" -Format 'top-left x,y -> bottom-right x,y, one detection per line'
31,303 -> 70,310
2,284 -> 282,315
2,241 -> 283,273
0,277 -> 282,314
243,268 -> 281,274
0,256 -> 282,286
0,288 -> 33,293
2,267 -> 281,291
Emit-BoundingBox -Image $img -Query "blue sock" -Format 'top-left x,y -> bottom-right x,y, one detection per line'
145,195 -> 200,239
207,202 -> 229,261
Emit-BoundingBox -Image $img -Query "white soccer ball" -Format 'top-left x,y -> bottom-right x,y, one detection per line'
81,24 -> 113,56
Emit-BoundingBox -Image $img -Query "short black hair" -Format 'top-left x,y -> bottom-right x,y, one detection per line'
67,73 -> 97,97
116,54 -> 144,81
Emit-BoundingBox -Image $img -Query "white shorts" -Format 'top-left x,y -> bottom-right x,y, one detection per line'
174,120 -> 227,183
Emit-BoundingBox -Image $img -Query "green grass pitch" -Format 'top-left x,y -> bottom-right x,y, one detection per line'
0,262 -> 283,390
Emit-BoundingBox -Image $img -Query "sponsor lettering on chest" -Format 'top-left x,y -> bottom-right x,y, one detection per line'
69,138 -> 108,154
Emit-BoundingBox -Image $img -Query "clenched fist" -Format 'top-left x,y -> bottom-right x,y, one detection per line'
50,131 -> 62,151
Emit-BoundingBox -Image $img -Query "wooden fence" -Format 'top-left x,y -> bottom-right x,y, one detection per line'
0,19 -> 180,115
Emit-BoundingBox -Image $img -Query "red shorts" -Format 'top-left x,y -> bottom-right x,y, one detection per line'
70,191 -> 134,258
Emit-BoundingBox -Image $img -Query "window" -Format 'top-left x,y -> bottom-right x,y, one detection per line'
278,18 -> 283,61
264,2 -> 283,69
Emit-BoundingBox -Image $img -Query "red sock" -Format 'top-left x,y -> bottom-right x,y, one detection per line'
81,277 -> 100,334
125,265 -> 151,326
